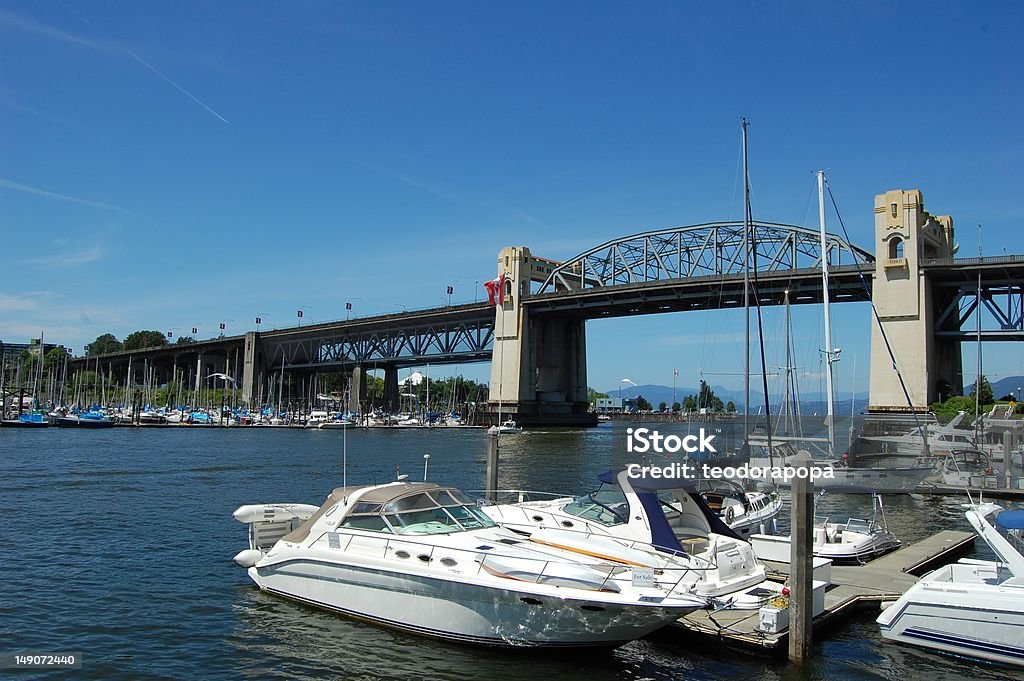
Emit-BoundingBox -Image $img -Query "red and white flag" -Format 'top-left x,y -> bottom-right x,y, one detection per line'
483,274 -> 506,306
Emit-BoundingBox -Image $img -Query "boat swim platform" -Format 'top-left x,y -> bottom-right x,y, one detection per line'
668,530 -> 975,653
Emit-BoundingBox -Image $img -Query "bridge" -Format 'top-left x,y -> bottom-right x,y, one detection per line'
69,188 -> 1024,424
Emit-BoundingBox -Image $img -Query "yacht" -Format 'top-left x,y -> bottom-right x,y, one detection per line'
877,502 -> 1024,667
809,494 -> 901,562
694,479 -> 782,539
232,481 -> 707,648
479,470 -> 777,606
941,449 -> 996,487
488,419 -> 523,434
55,410 -> 115,428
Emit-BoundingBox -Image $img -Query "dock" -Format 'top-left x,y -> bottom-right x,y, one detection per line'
670,530 -> 975,652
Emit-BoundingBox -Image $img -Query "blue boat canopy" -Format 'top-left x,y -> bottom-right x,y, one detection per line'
996,510 -> 1024,530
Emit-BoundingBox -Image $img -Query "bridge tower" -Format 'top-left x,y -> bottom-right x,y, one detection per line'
868,189 -> 960,412
488,246 -> 594,425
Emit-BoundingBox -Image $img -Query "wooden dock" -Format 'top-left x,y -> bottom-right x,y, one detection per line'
670,530 -> 975,652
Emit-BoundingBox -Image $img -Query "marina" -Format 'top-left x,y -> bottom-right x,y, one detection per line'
3,422 -> 1023,680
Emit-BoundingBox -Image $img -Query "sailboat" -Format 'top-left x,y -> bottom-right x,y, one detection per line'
747,171 -> 932,494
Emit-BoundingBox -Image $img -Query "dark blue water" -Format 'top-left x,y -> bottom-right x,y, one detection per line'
1,424 -> 1021,680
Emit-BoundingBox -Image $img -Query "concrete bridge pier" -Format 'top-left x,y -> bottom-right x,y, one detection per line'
488,246 -> 595,426
349,365 -> 366,414
384,365 -> 399,413
241,332 -> 260,407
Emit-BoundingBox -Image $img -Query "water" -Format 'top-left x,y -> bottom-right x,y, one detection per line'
1,423 -> 1022,680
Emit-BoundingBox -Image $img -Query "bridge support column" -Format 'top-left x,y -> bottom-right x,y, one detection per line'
869,189 -> 959,412
241,332 -> 261,407
194,354 -> 203,394
488,246 -> 594,426
349,365 -> 365,414
384,366 -> 399,413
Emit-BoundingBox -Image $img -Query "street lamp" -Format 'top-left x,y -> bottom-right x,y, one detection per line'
255,313 -> 269,332
620,378 -> 636,412
1018,386 -> 1021,403
474,280 -> 479,303
297,306 -> 311,326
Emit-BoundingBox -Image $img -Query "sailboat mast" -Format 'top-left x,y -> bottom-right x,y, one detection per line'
741,117 -> 751,437
818,170 -> 836,455
975,224 -> 983,443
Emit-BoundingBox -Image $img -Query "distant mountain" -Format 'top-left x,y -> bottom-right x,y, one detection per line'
963,375 -> 1024,400
602,383 -> 869,415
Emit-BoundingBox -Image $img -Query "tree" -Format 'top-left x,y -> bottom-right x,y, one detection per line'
174,336 -> 196,345
697,380 -> 724,411
658,401 -> 668,412
86,333 -> 122,356
682,395 -> 697,411
726,400 -> 736,413
587,387 -> 608,404
635,395 -> 652,411
969,375 -> 994,407
44,347 -> 69,372
671,401 -> 681,413
123,330 -> 169,351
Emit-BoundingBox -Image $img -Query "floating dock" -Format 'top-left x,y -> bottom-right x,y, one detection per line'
671,530 -> 975,652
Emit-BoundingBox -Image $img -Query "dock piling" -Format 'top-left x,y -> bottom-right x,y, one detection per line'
485,432 -> 499,502
788,449 -> 814,663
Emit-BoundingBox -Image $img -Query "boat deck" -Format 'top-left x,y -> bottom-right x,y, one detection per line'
670,530 -> 975,652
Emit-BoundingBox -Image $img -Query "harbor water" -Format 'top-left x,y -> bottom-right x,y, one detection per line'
2,422 -> 1022,680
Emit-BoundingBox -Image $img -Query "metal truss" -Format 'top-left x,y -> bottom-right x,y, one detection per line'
934,281 -> 1024,341
537,221 -> 874,294
265,318 -> 495,369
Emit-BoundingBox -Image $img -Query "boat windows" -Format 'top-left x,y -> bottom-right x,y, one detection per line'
563,489 -> 628,526
343,489 -> 497,535
341,516 -> 393,533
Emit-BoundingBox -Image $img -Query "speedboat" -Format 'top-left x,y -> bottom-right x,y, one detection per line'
877,502 -> 1024,667
488,419 -> 522,434
941,449 -> 996,487
694,479 -> 782,539
809,494 -> 901,562
0,412 -> 50,427
479,470 -> 776,606
232,481 -> 707,648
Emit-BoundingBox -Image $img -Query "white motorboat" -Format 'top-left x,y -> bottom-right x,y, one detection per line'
941,449 -> 997,488
232,481 -> 707,648
810,494 -> 901,562
877,502 -> 1024,667
488,419 -> 522,434
480,470 -> 776,606
694,479 -> 782,539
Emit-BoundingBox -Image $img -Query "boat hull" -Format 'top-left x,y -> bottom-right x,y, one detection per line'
878,577 -> 1024,667
248,554 -> 695,647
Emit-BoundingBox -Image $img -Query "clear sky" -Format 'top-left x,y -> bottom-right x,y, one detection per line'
2,2 -> 1021,396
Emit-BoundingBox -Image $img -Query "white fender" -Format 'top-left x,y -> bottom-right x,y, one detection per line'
233,549 -> 263,568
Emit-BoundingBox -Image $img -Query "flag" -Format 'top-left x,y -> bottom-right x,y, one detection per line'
674,369 -> 679,376
219,323 -> 226,330
346,302 -> 352,310
167,331 -> 172,339
192,327 -> 198,335
446,285 -> 454,295
483,274 -> 506,306
255,317 -> 261,325
297,310 -> 303,318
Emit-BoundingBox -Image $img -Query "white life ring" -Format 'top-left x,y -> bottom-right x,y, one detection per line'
724,506 -> 736,525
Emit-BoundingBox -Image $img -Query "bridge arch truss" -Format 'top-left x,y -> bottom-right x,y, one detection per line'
537,221 -> 874,294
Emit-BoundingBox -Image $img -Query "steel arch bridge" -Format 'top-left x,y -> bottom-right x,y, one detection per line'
535,221 -> 874,294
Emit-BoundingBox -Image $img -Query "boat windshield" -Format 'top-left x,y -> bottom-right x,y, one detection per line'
341,488 -> 496,535
562,487 -> 629,526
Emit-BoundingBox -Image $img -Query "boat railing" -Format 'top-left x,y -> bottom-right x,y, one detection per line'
307,528 -> 707,597
469,489 -> 575,505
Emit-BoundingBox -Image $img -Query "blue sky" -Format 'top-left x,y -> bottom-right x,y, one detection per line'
1,2 -> 1021,396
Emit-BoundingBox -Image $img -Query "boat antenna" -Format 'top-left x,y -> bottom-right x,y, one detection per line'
342,402 -> 348,489
974,224 -> 983,446
818,170 -> 837,457
423,453 -> 431,481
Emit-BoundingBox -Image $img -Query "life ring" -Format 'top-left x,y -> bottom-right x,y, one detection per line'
725,506 -> 736,525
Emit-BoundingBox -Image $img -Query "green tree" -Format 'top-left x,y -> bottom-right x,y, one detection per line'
123,330 -> 169,351
658,401 -> 668,412
671,401 -> 681,413
969,375 -> 994,407
683,395 -> 697,411
86,333 -> 122,356
635,395 -> 652,411
44,347 -> 69,372
587,387 -> 608,404
174,336 -> 196,345
726,400 -> 736,413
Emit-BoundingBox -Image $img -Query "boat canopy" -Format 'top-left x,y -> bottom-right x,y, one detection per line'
333,482 -> 498,536
997,510 -> 1024,530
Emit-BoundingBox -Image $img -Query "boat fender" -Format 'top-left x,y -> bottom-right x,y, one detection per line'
233,549 -> 263,568
725,506 -> 735,525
